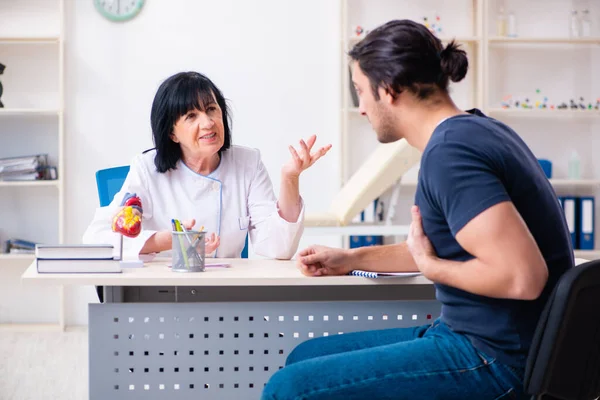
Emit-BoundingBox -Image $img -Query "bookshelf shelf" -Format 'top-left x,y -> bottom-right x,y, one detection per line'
0,109 -> 61,117
487,109 -> 600,118
549,179 -> 600,189
0,180 -> 60,188
0,37 -> 60,44
305,224 -> 410,236
574,250 -> 600,260
0,253 -> 34,267
348,36 -> 480,44
488,37 -> 600,45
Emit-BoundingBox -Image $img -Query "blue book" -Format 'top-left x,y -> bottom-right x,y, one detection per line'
578,197 -> 595,250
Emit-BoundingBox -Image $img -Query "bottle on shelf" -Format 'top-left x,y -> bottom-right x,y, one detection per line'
507,10 -> 517,37
496,3 -> 507,37
570,9 -> 581,38
580,9 -> 592,37
568,150 -> 581,180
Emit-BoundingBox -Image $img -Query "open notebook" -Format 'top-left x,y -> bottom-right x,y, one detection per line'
349,270 -> 421,278
305,139 -> 421,226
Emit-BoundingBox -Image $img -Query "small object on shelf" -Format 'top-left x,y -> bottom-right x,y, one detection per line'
501,94 -> 512,109
568,150 -> 581,180
507,10 -> 517,37
4,238 -> 37,254
496,3 -> 507,37
0,62 -> 4,108
570,99 -> 578,109
538,159 -> 552,179
580,9 -> 592,37
422,14 -> 442,35
355,25 -> 364,38
570,9 -> 581,38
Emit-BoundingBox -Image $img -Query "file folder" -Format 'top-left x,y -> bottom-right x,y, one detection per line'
578,197 -> 595,250
562,197 -> 578,249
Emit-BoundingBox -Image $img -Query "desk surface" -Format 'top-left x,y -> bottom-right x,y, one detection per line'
22,258 -> 433,287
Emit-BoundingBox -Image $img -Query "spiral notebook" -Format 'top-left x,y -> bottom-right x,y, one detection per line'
349,270 -> 421,278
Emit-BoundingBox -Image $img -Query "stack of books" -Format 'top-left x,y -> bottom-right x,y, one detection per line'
0,154 -> 57,181
35,244 -> 121,273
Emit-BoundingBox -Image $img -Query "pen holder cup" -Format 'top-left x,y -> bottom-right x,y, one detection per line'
171,231 -> 206,272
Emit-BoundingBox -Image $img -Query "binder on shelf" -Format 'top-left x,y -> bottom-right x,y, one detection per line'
349,198 -> 384,249
562,197 -> 578,249
0,154 -> 57,181
578,197 -> 595,250
4,238 -> 37,254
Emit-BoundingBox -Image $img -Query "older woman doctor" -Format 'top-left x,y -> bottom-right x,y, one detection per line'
82,71 -> 331,259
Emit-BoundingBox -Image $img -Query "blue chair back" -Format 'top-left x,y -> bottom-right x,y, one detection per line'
94,165 -> 249,258
95,165 -> 130,207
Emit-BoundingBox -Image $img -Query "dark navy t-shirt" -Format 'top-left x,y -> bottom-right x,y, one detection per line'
415,109 -> 573,367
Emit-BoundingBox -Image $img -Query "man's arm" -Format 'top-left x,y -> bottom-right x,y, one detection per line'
350,242 -> 418,272
297,241 -> 418,276
412,201 -> 548,300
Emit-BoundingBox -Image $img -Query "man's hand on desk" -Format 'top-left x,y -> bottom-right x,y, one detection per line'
296,245 -> 353,276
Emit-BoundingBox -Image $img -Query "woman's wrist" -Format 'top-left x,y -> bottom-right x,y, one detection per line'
281,170 -> 300,183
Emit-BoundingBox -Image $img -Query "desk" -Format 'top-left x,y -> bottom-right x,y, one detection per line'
23,258 -> 439,400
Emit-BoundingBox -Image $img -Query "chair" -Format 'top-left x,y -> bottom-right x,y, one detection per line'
96,166 -> 131,207
524,259 -> 600,400
94,165 -> 249,257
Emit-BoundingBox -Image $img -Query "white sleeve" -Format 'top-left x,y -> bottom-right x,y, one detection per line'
247,150 -> 305,260
81,156 -> 158,259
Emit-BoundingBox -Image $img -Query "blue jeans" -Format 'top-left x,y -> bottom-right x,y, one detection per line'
262,319 -> 526,400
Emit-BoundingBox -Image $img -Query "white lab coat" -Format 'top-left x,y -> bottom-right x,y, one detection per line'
82,146 -> 305,259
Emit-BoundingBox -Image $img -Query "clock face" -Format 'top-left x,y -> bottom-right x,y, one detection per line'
94,0 -> 144,22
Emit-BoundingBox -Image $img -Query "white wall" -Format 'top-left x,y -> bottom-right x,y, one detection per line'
62,0 -> 342,325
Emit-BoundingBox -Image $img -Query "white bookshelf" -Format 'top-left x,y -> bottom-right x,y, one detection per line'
0,0 -> 65,331
341,0 -> 483,182
340,0 -> 600,256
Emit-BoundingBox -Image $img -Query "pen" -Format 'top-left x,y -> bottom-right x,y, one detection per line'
172,219 -> 190,269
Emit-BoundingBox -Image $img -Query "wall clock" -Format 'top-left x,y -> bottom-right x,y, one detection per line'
94,0 -> 144,22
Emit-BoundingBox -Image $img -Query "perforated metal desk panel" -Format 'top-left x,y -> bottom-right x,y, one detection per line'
23,258 -> 440,400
